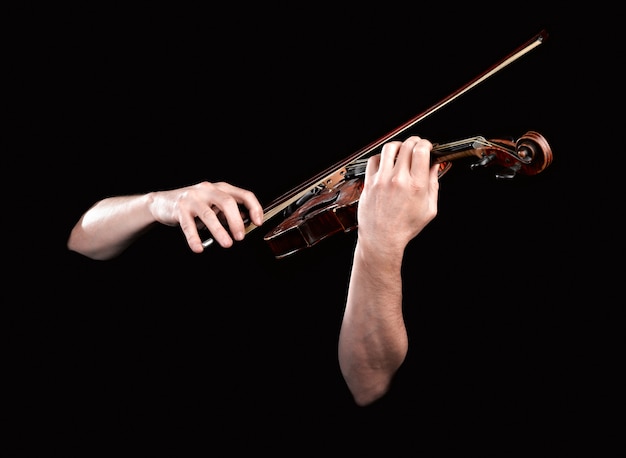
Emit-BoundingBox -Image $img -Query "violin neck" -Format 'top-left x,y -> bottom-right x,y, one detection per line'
343,136 -> 492,179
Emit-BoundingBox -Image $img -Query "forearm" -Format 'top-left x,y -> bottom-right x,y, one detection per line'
67,194 -> 157,260
338,240 -> 408,406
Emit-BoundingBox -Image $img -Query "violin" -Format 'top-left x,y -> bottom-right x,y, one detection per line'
201,30 -> 551,258
263,131 -> 552,258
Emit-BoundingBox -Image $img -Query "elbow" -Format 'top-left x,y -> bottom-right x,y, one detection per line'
67,227 -> 90,257
67,236 -> 114,261
66,235 -> 93,259
66,237 -> 84,257
340,357 -> 399,407
66,236 -> 86,257
67,226 -> 121,261
351,384 -> 390,407
344,374 -> 394,407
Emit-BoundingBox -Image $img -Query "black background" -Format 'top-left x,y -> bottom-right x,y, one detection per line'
11,3 -> 623,454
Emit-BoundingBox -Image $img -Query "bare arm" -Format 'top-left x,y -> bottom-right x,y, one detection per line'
67,181 -> 263,260
338,136 -> 439,406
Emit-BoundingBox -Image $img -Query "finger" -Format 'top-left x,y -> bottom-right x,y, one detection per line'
393,136 -> 421,172
236,191 -> 264,228
429,162 -> 440,196
179,209 -> 219,253
213,183 -> 264,228
199,207 -> 236,247
363,153 -> 381,185
408,138 -> 433,182
209,199 -> 247,242
378,141 -> 401,176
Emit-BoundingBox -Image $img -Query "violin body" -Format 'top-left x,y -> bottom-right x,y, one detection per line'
264,177 -> 363,258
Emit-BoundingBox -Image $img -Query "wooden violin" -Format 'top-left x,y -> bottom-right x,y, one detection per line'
201,30 -> 551,258
263,131 -> 552,258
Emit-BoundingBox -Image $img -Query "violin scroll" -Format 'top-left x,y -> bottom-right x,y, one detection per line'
432,130 -> 553,179
509,130 -> 553,175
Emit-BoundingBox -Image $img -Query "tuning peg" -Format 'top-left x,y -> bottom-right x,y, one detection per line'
470,153 -> 497,170
495,163 -> 522,180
